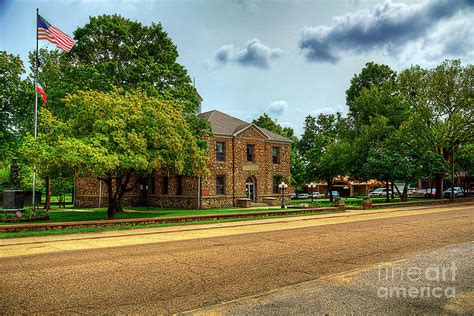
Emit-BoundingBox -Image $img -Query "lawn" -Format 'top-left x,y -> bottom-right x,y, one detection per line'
1,196 -> 433,224
0,206 -> 283,225
0,210 -> 332,239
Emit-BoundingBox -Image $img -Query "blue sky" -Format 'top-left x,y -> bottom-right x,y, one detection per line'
1,0 -> 473,135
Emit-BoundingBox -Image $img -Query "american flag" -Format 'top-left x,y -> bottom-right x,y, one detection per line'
37,15 -> 75,52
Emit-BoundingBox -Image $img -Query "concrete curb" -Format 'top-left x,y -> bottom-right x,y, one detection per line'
367,197 -> 474,209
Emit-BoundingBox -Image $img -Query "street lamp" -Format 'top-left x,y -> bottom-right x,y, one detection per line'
308,182 -> 316,204
279,181 -> 288,209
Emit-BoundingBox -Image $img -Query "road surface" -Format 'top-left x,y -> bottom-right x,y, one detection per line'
0,204 -> 472,314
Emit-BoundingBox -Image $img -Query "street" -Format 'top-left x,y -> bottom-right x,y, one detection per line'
0,204 -> 473,314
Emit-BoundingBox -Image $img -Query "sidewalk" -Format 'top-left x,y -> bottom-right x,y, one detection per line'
0,204 -> 470,258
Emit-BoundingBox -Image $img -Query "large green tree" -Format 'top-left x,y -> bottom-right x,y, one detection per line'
346,73 -> 413,201
398,60 -> 473,198
29,15 -> 205,128
22,89 -> 208,219
428,60 -> 473,198
346,61 -> 397,123
299,113 -> 347,201
68,14 -> 200,113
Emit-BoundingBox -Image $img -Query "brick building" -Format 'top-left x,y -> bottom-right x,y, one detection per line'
74,110 -> 292,209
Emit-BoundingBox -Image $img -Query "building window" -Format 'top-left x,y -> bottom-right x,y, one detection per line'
273,176 -> 280,194
272,147 -> 280,164
216,142 -> 225,162
176,176 -> 183,195
216,176 -> 225,195
246,144 -> 255,162
162,176 -> 169,195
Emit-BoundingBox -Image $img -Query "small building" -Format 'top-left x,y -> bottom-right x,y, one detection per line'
74,110 -> 292,209
306,178 -> 381,197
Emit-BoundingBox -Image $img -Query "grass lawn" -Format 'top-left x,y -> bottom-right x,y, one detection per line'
49,194 -> 73,204
0,206 -> 285,225
1,196 -> 434,225
0,210 -> 332,239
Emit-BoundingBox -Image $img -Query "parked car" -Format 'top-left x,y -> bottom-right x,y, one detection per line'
424,188 -> 436,198
407,188 -> 417,197
311,192 -> 325,198
297,193 -> 310,199
290,192 -> 297,199
412,189 -> 427,197
443,187 -> 465,198
368,188 -> 392,198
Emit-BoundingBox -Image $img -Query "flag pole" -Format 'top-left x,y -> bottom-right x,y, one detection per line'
32,8 -> 39,214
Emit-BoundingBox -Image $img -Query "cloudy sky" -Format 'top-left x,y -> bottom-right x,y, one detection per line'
1,0 -> 473,135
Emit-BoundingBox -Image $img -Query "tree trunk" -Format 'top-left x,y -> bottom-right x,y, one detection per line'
402,183 -> 408,202
44,176 -> 51,210
105,177 -> 116,220
461,173 -> 470,197
105,173 -> 132,220
435,173 -> 444,199
392,180 -> 404,201
328,180 -> 333,203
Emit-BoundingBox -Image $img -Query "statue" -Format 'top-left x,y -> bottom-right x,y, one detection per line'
9,158 -> 20,189
2,158 -> 25,214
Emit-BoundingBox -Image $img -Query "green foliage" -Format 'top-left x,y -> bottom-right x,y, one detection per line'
456,143 -> 474,179
21,89 -> 208,218
307,141 -> 350,183
68,14 -> 200,114
0,160 -> 42,192
0,51 -> 34,161
299,113 -> 343,154
23,89 -> 207,178
345,59 -> 472,200
299,112 -> 350,200
346,61 -> 397,113
252,113 -> 296,141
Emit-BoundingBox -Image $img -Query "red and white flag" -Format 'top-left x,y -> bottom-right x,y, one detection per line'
36,81 -> 47,104
37,14 -> 75,52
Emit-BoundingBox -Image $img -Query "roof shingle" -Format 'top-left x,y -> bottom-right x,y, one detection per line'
198,110 -> 292,143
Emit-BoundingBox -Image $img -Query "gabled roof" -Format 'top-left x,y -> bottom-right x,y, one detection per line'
198,110 -> 292,143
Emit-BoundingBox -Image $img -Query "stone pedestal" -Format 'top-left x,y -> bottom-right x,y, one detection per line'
236,198 -> 251,208
263,197 -> 279,206
3,189 -> 25,213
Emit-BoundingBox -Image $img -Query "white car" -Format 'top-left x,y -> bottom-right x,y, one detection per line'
297,193 -> 310,199
311,192 -> 325,198
368,188 -> 392,198
443,187 -> 465,198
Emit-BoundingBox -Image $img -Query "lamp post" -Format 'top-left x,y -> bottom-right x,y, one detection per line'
308,182 -> 316,204
279,181 -> 288,209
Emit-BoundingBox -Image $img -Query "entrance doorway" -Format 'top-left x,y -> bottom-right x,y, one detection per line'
246,177 -> 256,202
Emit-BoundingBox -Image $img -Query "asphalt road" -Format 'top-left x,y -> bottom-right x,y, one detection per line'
0,206 -> 473,314
186,242 -> 473,315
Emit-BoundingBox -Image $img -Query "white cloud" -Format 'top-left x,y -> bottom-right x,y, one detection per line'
211,38 -> 283,69
299,0 -> 474,63
267,100 -> 288,116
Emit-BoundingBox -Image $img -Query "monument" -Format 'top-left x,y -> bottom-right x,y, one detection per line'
3,158 -> 25,214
